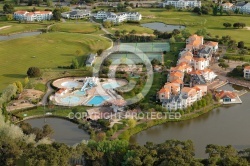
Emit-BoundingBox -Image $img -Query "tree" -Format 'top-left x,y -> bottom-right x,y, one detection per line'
193,7 -> 201,14
46,0 -> 52,7
71,58 -> 79,69
238,41 -> 245,48
42,124 -> 53,137
3,4 -> 14,14
228,40 -> 236,49
223,23 -> 232,28
103,21 -> 112,28
114,30 -> 121,38
212,5 -> 218,16
127,119 -> 136,128
97,49 -> 103,56
218,62 -> 229,70
172,29 -> 180,36
52,8 -> 61,21
165,5 -> 174,11
130,29 -> 137,35
6,14 -> 13,21
238,49 -> 248,56
181,29 -> 191,39
219,6 -> 223,15
169,37 -> 176,44
24,77 -> 29,87
233,22 -> 240,28
27,67 -> 41,77
14,81 -> 23,94
151,58 -> 161,66
195,28 -> 208,37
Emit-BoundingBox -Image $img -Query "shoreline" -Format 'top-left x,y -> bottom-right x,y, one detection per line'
114,103 -> 221,141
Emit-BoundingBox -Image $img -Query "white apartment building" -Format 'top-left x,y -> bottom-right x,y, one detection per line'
244,66 -> 250,79
61,10 -> 90,19
163,0 -> 201,9
14,11 -> 53,21
94,11 -> 142,23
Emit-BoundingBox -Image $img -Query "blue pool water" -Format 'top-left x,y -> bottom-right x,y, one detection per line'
61,96 -> 81,104
102,82 -> 120,89
61,81 -> 79,88
74,90 -> 86,96
87,96 -> 109,106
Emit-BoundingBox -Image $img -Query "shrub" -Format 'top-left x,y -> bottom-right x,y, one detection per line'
27,67 -> 41,78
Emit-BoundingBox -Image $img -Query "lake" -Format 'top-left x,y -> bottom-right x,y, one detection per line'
141,22 -> 185,32
0,31 -> 41,41
130,84 -> 250,158
25,117 -> 90,146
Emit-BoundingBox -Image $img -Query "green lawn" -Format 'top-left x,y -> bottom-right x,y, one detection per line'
108,23 -> 154,34
133,8 -> 250,46
0,32 -> 111,90
52,22 -> 100,34
0,21 -> 52,35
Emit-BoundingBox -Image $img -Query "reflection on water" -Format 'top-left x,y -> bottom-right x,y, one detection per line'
25,117 -> 90,145
130,84 -> 250,158
0,31 -> 41,41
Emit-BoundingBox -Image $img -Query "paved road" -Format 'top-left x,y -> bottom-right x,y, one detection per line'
41,80 -> 55,105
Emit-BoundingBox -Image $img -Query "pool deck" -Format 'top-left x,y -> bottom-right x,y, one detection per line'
51,77 -> 127,107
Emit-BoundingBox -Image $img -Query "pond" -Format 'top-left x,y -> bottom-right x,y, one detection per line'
0,31 -> 41,41
25,117 -> 90,145
141,22 -> 185,32
130,84 -> 250,158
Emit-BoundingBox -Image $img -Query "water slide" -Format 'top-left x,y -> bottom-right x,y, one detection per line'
80,77 -> 97,92
81,78 -> 90,92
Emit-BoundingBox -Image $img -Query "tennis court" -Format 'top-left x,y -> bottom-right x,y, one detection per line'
118,42 -> 170,52
108,52 -> 162,65
106,42 -> 169,64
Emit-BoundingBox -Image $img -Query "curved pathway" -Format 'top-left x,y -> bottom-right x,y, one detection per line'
41,80 -> 55,105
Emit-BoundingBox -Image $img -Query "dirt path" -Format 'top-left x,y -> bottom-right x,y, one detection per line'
0,25 -> 12,31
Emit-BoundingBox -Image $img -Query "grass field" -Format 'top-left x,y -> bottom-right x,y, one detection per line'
0,21 -> 52,35
133,8 -> 250,46
108,23 -> 154,34
0,32 -> 111,90
52,22 -> 100,34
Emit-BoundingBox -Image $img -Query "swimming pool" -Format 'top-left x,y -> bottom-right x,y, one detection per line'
74,90 -> 86,96
61,96 -> 81,105
87,96 -> 109,106
102,82 -> 120,89
61,81 -> 79,88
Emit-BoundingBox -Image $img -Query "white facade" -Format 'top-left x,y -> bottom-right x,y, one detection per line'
14,11 -> 53,21
94,11 -> 142,23
163,0 -> 201,9
61,10 -> 90,19
192,58 -> 209,70
244,66 -> 250,79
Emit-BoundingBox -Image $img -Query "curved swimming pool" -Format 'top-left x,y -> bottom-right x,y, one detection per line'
87,96 -> 109,106
102,82 -> 120,89
61,81 -> 79,88
61,96 -> 81,105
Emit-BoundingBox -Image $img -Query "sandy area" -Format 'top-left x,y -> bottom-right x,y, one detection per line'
245,26 -> 250,30
0,25 -> 12,31
7,89 -> 44,112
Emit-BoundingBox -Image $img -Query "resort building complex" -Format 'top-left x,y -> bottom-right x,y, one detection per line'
61,10 -> 91,19
158,34 -> 218,111
94,11 -> 142,23
163,0 -> 201,8
14,11 -> 53,21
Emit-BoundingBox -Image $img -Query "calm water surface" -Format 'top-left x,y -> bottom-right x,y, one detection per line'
25,117 -> 90,145
130,84 -> 250,158
0,31 -> 41,41
141,22 -> 185,32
